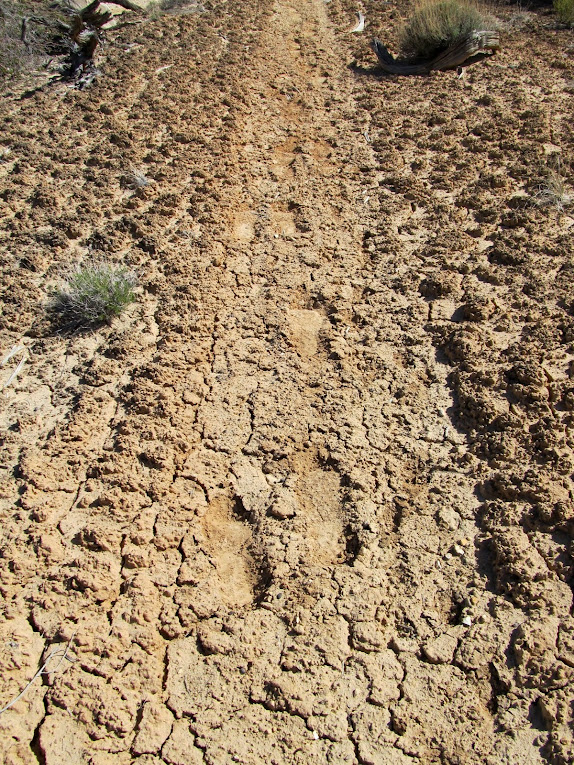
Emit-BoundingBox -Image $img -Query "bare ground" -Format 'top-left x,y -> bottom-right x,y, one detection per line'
0,0 -> 573,763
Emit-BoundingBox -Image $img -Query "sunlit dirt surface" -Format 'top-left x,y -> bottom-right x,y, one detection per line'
0,1 -> 573,762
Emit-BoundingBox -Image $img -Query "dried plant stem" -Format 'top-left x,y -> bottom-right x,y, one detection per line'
0,634 -> 76,716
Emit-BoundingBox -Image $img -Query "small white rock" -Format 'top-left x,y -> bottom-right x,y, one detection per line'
462,616 -> 472,627
312,731 -> 319,740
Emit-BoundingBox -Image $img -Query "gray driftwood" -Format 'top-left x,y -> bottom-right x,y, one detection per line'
371,30 -> 500,75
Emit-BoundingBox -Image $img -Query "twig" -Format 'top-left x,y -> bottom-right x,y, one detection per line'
1,345 -> 25,366
350,12 -> 365,33
3,357 -> 25,389
0,633 -> 76,716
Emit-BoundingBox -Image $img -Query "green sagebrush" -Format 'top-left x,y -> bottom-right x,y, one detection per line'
399,0 -> 489,60
50,262 -> 137,327
554,0 -> 574,26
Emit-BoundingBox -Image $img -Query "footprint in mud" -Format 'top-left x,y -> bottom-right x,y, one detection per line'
230,210 -> 257,242
286,309 -> 325,358
295,467 -> 343,566
188,494 -> 256,610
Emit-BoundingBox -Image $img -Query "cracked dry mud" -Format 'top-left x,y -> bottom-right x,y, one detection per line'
0,0 -> 573,763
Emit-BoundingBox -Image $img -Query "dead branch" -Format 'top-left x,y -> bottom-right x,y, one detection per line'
371,30 -> 500,75
20,15 -> 51,48
0,634 -> 76,716
102,0 -> 142,11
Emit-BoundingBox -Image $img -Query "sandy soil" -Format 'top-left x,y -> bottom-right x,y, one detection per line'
0,0 -> 573,762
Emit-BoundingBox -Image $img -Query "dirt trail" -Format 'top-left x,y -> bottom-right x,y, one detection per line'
0,0 -> 573,763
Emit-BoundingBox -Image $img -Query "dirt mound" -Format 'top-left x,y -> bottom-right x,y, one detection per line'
0,0 -> 573,763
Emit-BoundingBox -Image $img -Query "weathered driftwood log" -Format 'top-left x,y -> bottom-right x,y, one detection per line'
103,0 -> 142,10
371,30 -> 500,75
68,0 -> 138,79
18,0 -> 138,83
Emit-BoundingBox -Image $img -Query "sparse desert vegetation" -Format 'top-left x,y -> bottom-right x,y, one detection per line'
49,262 -> 137,327
398,0 -> 490,59
533,165 -> 573,210
122,168 -> 153,189
554,0 -> 574,25
0,1 -> 48,79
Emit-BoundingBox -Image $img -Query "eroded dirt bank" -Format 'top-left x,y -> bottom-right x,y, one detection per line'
0,0 -> 573,763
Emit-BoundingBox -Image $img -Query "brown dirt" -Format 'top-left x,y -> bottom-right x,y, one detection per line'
0,0 -> 573,763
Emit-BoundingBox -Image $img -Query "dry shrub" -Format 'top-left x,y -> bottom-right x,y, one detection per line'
532,165 -> 573,211
49,263 -> 137,328
0,2 -> 29,79
554,0 -> 574,25
399,0 -> 490,60
0,1 -> 72,81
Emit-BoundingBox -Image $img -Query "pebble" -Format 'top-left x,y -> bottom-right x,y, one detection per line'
312,731 -> 319,740
453,544 -> 464,556
437,506 -> 460,531
462,616 -> 472,627
423,633 -> 458,664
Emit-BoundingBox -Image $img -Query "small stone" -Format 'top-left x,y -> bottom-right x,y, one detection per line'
437,507 -> 460,530
268,487 -> 298,519
444,552 -> 452,560
462,616 -> 472,627
423,633 -> 458,664
453,544 -> 464,556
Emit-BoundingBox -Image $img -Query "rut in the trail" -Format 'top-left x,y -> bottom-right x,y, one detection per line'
136,1 -> 494,760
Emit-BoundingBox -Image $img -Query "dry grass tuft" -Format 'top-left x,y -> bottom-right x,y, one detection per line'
0,2 -> 30,79
532,165 -> 573,211
554,0 -> 574,26
122,168 -> 153,190
399,0 -> 491,60
49,262 -> 137,328
0,1 -> 70,80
